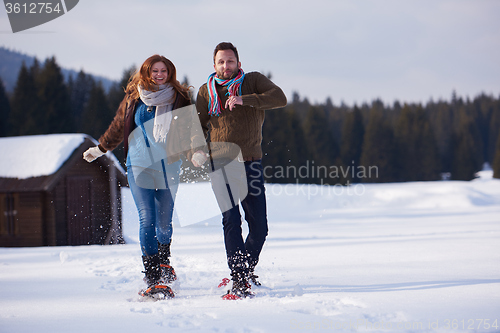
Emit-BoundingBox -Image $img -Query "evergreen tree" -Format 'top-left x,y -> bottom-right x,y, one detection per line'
68,70 -> 93,129
360,107 -> 397,183
471,94 -> 493,164
0,78 -> 10,137
290,92 -> 311,122
30,58 -> 41,82
427,101 -> 454,173
80,80 -> 113,140
107,65 -> 135,113
303,105 -> 340,184
394,105 -> 415,180
262,107 -> 292,183
493,133 -> 500,179
451,109 -> 483,180
414,107 -> 441,180
340,105 -> 364,183
37,57 -> 73,133
394,105 -> 441,181
262,106 -> 308,183
8,61 -> 43,135
487,103 -> 500,164
324,97 -> 345,145
286,107 -> 309,175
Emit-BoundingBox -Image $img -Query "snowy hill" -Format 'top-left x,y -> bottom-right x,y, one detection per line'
1,174 -> 499,333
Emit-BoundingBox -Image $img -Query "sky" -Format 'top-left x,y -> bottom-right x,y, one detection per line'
1,0 -> 499,106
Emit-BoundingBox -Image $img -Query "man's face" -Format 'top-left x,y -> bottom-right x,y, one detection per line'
214,49 -> 241,80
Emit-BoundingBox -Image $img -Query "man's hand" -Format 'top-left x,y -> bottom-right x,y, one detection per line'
191,151 -> 208,167
225,96 -> 243,111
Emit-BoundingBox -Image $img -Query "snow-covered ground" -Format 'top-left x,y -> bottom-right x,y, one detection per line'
1,172 -> 499,333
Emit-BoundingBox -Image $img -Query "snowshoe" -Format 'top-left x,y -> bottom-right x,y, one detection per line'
221,288 -> 255,300
139,254 -> 175,299
221,290 -> 244,300
139,284 -> 175,300
218,277 -> 231,288
220,272 -> 254,300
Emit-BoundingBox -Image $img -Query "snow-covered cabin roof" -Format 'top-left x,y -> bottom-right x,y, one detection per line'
0,134 -> 127,193
1,134 -> 84,179
0,134 -> 124,179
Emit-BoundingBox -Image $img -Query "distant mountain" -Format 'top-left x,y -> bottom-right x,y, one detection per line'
0,46 -> 116,93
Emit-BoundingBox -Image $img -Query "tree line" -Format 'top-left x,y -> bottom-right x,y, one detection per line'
0,56 -> 499,183
262,92 -> 500,183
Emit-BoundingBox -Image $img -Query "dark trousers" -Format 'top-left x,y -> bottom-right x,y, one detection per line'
212,160 -> 268,274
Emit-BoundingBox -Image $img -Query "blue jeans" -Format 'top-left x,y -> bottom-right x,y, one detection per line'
127,160 -> 180,256
213,160 -> 268,274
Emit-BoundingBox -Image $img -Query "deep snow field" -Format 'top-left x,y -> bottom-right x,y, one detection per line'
1,171 -> 499,333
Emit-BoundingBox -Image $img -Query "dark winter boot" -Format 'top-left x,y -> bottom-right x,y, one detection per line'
224,271 -> 253,299
247,269 -> 261,286
247,261 -> 261,286
142,254 -> 161,287
140,254 -> 174,299
158,242 -> 177,284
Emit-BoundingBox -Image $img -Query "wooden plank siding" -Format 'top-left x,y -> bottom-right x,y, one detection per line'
42,191 -> 57,246
0,192 -> 44,247
0,136 -> 127,247
17,192 -> 43,246
62,155 -> 113,245
66,177 -> 92,245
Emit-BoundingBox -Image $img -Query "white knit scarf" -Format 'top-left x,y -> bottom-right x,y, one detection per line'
138,84 -> 175,143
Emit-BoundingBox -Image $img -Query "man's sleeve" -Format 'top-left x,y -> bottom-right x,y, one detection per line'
241,72 -> 287,110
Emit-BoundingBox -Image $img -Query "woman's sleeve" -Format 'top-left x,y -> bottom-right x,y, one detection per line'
98,95 -> 127,152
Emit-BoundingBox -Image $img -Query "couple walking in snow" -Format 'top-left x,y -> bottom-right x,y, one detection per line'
83,42 -> 286,299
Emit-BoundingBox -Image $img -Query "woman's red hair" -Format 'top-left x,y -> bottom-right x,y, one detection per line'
125,54 -> 190,100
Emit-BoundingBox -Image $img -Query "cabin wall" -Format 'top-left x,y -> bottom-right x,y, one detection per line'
0,142 -> 125,247
52,158 -> 116,246
0,192 -> 44,247
42,191 -> 57,246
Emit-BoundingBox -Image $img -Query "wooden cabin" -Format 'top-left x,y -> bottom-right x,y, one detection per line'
0,134 -> 127,247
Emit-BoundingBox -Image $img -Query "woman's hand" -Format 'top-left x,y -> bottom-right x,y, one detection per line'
191,150 -> 208,167
83,146 -> 105,163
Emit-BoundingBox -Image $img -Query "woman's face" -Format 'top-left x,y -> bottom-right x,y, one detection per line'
151,61 -> 169,85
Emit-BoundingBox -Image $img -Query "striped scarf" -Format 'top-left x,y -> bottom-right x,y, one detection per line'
207,69 -> 245,116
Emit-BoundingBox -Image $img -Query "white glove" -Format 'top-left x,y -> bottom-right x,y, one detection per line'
83,146 -> 105,163
191,151 -> 208,167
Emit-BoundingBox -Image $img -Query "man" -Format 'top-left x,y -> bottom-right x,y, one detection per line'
193,42 -> 287,298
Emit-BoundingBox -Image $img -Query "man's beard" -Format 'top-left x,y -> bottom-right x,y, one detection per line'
217,68 -> 239,80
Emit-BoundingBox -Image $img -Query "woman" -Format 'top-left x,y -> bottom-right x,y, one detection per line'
83,55 -> 192,298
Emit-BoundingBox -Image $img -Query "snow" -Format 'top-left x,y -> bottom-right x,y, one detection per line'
1,172 -> 500,332
0,134 -> 125,179
0,134 -> 86,179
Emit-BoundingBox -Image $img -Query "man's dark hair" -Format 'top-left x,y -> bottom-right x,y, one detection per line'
213,42 -> 239,64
